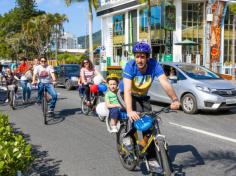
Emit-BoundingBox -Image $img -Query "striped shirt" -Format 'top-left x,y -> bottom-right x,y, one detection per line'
80,67 -> 95,83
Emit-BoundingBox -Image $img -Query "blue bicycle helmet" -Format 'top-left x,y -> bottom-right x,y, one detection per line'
133,42 -> 151,54
134,115 -> 153,132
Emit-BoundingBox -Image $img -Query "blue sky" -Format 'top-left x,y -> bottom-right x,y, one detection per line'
0,0 -> 101,37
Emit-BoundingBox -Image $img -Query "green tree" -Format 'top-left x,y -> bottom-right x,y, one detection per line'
22,13 -> 67,58
0,0 -> 43,60
65,0 -> 99,63
229,3 -> 236,81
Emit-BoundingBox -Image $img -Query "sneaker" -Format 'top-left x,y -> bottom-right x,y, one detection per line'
148,159 -> 162,173
5,99 -> 9,103
35,101 -> 41,106
110,125 -> 118,133
48,109 -> 54,114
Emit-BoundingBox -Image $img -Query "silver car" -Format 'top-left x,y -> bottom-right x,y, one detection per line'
148,62 -> 236,114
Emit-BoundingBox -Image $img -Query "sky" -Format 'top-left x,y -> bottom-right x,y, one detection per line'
0,0 -> 101,37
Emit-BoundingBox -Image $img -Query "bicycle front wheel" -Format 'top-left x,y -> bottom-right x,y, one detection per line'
156,140 -> 172,176
81,96 -> 90,115
42,95 -> 48,125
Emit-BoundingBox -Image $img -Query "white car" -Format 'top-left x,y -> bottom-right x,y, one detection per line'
148,62 -> 236,114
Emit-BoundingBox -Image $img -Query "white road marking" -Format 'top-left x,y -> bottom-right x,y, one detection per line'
169,122 -> 236,144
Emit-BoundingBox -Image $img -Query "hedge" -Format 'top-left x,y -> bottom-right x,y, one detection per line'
0,113 -> 34,175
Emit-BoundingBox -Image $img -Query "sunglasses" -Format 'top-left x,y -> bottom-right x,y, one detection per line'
41,60 -> 46,63
83,62 -> 89,64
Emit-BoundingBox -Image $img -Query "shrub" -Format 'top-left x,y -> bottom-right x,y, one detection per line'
0,113 -> 34,176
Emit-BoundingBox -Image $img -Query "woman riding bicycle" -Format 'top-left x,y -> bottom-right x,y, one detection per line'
80,59 -> 104,106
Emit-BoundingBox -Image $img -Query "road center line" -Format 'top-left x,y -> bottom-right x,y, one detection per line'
168,122 -> 236,144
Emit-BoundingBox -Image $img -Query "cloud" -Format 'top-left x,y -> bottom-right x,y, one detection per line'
36,0 -> 64,6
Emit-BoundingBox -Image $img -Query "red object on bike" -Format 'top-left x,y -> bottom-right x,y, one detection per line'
90,84 -> 98,93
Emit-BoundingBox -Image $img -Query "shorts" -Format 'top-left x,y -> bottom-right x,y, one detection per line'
109,107 -> 120,119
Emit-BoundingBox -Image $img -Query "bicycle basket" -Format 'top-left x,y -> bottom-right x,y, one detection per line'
134,115 -> 153,132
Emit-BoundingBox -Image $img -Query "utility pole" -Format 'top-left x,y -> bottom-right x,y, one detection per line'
232,15 -> 235,81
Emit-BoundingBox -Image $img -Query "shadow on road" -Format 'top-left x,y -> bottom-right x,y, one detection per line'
11,124 -> 66,176
202,150 -> 236,176
168,145 -> 204,176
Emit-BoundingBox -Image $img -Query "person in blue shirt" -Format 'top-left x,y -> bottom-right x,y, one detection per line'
123,42 -> 180,121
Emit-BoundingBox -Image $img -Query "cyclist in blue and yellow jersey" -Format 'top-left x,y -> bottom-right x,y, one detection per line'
121,42 -> 181,169
123,42 -> 180,121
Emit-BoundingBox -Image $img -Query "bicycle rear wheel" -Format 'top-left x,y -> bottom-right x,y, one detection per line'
116,125 -> 137,171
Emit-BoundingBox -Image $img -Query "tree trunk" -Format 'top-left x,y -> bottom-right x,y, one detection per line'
88,5 -> 94,63
232,15 -> 235,81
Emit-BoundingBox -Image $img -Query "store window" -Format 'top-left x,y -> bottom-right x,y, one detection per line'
139,6 -> 161,32
224,8 -> 236,64
182,1 -> 204,63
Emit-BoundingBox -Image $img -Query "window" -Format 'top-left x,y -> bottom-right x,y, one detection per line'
113,15 -> 125,36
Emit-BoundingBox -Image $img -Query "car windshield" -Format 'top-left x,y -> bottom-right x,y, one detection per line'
64,66 -> 80,74
177,65 -> 221,80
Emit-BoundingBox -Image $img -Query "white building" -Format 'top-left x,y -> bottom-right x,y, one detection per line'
58,32 -> 79,50
97,0 -> 235,74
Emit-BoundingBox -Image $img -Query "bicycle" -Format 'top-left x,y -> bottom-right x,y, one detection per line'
116,107 -> 173,176
7,84 -> 17,110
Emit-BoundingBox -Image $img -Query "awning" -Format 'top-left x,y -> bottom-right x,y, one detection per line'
175,39 -> 199,46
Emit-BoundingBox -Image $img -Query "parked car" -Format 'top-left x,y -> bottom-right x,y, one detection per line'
148,62 -> 236,114
55,64 -> 80,90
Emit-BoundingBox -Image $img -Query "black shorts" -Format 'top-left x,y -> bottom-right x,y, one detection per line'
132,95 -> 152,112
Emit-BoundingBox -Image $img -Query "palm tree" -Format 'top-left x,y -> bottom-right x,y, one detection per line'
65,0 -> 99,63
52,13 -> 68,60
229,3 -> 236,81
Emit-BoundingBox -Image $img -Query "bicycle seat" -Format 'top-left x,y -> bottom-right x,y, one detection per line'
134,115 -> 153,132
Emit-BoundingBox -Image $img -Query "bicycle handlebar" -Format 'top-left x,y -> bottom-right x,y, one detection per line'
140,107 -> 173,118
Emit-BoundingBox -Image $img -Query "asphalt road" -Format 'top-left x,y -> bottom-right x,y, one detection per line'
0,87 -> 236,176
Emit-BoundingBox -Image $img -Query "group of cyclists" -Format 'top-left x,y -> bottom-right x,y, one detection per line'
1,41 -> 180,123
0,57 -> 58,113
1,41 -> 181,174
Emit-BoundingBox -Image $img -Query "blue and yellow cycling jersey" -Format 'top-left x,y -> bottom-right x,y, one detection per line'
123,59 -> 164,96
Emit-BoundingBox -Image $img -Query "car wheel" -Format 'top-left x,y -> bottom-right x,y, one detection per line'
65,80 -> 73,90
181,93 -> 198,114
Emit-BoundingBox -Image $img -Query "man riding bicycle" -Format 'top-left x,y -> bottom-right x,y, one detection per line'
121,42 -> 181,166
123,42 -> 180,120
32,57 -> 57,114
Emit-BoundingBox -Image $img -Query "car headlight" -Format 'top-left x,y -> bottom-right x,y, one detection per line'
71,76 -> 78,81
196,85 -> 211,93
